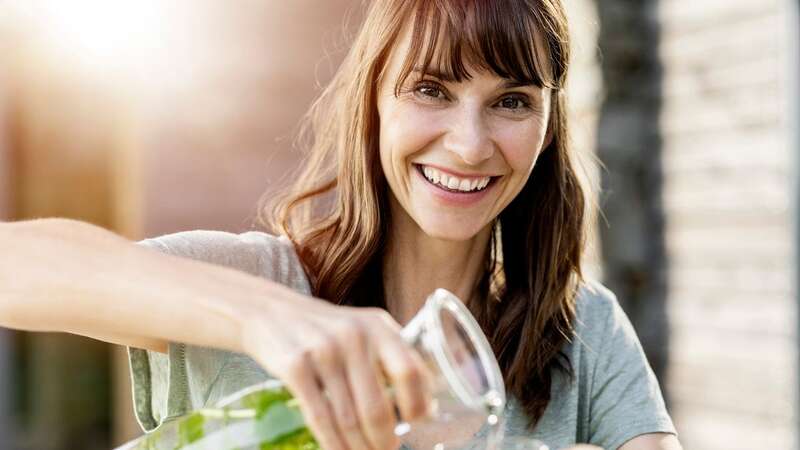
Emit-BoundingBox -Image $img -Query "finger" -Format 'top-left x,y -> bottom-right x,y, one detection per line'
377,335 -> 433,422
283,353 -> 348,450
313,344 -> 371,450
344,336 -> 400,450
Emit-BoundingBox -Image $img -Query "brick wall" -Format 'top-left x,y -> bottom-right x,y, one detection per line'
659,0 -> 795,448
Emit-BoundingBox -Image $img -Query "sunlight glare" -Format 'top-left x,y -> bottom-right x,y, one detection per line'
39,0 -> 165,72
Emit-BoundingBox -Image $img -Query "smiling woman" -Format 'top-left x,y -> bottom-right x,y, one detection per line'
266,0 -> 580,428
0,0 -> 681,449
377,36 -> 553,240
260,0 -> 679,448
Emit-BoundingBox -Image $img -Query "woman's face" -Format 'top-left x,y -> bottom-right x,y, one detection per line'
377,29 -> 553,241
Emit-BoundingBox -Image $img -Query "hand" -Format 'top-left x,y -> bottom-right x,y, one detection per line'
240,291 -> 434,450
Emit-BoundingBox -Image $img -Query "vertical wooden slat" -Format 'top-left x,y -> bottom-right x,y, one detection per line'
659,0 -> 794,447
790,0 -> 800,446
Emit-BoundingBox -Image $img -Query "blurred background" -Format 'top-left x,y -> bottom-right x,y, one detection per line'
0,0 -> 796,449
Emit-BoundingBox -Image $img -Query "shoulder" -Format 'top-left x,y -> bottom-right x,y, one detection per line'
568,282 -> 677,446
138,230 -> 310,291
573,280 -> 623,331
570,280 -> 638,357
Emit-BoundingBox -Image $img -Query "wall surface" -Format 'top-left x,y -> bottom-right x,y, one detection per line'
136,0 -> 360,237
659,0 -> 795,448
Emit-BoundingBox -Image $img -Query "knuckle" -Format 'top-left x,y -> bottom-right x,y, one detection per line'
335,319 -> 366,346
311,338 -> 339,364
300,401 -> 332,430
361,308 -> 403,339
362,307 -> 394,325
305,405 -> 328,427
395,364 -> 421,386
284,351 -> 311,379
363,402 -> 392,426
337,407 -> 359,432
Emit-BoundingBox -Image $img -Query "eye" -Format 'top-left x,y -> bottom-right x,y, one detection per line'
414,82 -> 447,101
496,95 -> 531,111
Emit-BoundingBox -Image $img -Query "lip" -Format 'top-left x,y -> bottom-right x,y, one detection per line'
413,164 -> 500,206
415,163 -> 500,179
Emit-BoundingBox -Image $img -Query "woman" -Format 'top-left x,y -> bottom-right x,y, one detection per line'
0,0 -> 681,449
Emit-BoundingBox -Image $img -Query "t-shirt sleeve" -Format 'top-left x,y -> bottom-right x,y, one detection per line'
128,237 -> 193,432
126,229 -> 305,433
581,285 -> 677,449
128,342 -> 191,432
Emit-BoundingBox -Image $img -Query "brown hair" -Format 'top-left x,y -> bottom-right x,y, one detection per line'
260,0 -> 588,428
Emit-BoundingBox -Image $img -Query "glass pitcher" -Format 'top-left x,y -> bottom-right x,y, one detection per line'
115,288 -> 506,450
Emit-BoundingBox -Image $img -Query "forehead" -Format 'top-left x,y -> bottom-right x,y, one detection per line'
380,7 -> 555,92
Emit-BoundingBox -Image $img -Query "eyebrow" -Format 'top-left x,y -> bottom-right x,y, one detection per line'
500,79 -> 537,89
411,66 -> 537,89
412,66 -> 458,83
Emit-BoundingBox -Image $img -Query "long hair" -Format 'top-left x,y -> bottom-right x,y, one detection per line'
260,0 -> 588,428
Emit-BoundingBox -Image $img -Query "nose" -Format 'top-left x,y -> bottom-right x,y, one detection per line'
442,103 -> 494,165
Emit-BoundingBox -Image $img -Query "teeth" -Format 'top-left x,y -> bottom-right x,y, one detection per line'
419,165 -> 492,192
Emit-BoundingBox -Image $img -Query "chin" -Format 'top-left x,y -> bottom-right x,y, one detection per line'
417,218 -> 487,242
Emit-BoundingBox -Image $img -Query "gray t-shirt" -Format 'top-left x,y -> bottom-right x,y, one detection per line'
128,230 -> 676,449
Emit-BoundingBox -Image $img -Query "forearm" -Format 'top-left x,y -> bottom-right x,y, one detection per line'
0,218 -> 294,353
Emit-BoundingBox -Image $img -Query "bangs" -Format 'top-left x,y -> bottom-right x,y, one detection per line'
393,0 -> 563,95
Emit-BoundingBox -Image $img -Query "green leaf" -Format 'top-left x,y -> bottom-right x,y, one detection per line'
177,412 -> 205,445
242,386 -> 294,418
254,401 -> 307,443
260,429 -> 320,450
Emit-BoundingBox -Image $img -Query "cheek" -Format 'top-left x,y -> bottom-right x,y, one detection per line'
380,103 -> 442,164
495,122 -> 547,173
500,134 -> 544,176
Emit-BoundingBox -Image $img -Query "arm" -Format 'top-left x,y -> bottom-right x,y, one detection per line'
564,433 -> 682,450
0,218 -> 277,353
0,218 -> 432,450
619,433 -> 682,450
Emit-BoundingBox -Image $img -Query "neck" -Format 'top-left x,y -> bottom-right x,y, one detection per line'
382,207 -> 493,326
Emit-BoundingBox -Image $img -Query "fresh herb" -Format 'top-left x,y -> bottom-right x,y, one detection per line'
177,412 -> 205,444
120,384 -> 319,450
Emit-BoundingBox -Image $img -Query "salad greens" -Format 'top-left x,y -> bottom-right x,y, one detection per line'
122,384 -> 320,450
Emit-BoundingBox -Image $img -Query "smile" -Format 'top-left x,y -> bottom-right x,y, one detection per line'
414,164 -> 497,193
